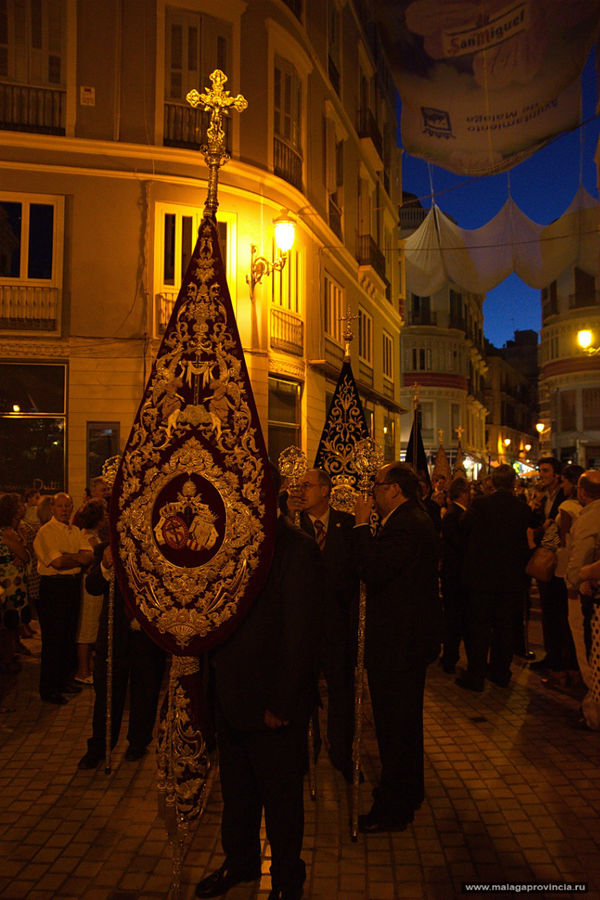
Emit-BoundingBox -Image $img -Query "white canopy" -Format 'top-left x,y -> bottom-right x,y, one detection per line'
404,186 -> 600,296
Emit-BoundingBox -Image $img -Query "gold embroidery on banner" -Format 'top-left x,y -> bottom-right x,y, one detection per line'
117,220 -> 266,648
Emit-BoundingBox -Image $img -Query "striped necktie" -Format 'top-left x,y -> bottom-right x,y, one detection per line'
313,518 -> 326,552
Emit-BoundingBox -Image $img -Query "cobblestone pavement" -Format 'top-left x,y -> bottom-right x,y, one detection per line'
0,614 -> 598,900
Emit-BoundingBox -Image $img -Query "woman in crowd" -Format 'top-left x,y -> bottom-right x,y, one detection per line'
0,494 -> 31,672
74,500 -> 107,685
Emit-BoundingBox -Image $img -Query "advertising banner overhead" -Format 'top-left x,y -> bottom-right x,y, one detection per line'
375,0 -> 600,175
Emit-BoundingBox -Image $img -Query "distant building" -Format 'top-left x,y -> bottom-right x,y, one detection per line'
538,264 -> 600,466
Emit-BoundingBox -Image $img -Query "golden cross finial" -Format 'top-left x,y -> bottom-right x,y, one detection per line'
438,429 -> 444,444
455,425 -> 464,441
340,306 -> 358,360
187,70 -> 248,217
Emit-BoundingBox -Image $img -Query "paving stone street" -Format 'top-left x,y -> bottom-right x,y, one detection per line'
0,610 -> 598,900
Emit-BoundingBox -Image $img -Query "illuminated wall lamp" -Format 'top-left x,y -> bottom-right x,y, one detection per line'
503,438 -> 511,447
247,209 -> 296,297
578,329 -> 600,355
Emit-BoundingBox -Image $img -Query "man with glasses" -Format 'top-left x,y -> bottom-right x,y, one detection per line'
353,462 -> 440,833
287,468 -> 358,782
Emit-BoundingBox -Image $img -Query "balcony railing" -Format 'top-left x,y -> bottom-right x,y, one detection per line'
357,107 -> 383,160
0,285 -> 60,332
328,195 -> 342,239
449,315 -> 466,330
399,207 -> 428,231
270,308 -> 303,356
164,102 -> 231,151
274,136 -> 303,190
406,310 -> 438,326
328,56 -> 340,94
0,82 -> 65,134
356,233 -> 386,282
156,290 -> 178,335
568,291 -> 600,310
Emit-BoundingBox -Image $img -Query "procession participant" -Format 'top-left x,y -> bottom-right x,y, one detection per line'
195,467 -> 323,900
353,462 -> 440,833
565,469 -> 600,730
33,493 -> 92,704
529,457 -> 569,673
439,476 -> 470,674
73,477 -> 110,530
288,467 -> 358,782
78,541 -> 166,767
457,464 -> 532,691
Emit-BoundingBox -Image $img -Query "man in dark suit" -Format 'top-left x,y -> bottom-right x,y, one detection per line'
529,456 -> 572,673
195,490 -> 323,900
440,476 -> 471,674
457,464 -> 532,692
353,462 -> 441,833
288,468 -> 358,781
77,543 -> 166,768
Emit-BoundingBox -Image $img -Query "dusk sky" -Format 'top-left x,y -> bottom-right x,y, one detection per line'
399,52 -> 600,349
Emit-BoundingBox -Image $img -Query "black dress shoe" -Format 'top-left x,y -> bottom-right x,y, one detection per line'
78,752 -> 103,770
125,745 -> 147,762
63,683 -> 82,694
195,862 -> 261,898
487,673 -> 511,687
455,675 -> 484,692
358,809 -> 413,833
41,693 -> 68,705
268,887 -> 303,900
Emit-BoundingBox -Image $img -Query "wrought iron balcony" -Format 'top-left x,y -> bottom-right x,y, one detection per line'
0,82 -> 65,134
273,136 -> 303,190
357,107 -> 383,161
164,102 -> 231,151
270,308 -> 304,356
406,310 -> 438,326
0,285 -> 60,333
356,233 -> 386,282
328,195 -> 342,239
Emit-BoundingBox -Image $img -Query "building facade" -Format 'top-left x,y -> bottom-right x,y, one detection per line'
0,0 -> 403,499
538,264 -> 600,466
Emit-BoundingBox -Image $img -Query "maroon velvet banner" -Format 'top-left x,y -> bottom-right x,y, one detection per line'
109,214 -> 276,657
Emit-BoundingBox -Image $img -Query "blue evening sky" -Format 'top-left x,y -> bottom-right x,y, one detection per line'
399,53 -> 600,348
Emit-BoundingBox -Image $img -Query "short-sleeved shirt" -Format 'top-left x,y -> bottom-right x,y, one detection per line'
33,517 -> 92,576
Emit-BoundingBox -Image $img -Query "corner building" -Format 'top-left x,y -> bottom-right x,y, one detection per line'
0,0 -> 403,499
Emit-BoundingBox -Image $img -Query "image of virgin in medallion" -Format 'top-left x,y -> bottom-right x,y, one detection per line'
152,472 -> 226,568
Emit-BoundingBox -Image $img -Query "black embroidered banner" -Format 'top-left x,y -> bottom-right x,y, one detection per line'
314,359 -> 370,490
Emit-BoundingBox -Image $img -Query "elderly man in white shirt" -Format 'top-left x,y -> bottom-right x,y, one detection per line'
33,493 -> 93,705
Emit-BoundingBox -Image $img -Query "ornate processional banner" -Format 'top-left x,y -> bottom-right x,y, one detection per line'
110,214 -> 276,657
314,359 -> 370,490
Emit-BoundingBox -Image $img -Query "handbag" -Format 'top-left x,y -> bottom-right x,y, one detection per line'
526,546 -> 557,583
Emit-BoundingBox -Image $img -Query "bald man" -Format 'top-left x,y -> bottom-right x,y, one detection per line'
33,493 -> 93,704
565,470 -> 600,730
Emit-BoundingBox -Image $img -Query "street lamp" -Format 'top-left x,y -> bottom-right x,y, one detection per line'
577,329 -> 600,355
503,438 -> 511,448
247,209 -> 296,297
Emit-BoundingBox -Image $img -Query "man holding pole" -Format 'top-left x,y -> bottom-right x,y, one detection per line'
353,462 -> 440,833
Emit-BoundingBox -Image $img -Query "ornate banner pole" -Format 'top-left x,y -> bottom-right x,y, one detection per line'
101,455 -> 121,775
349,438 -> 383,841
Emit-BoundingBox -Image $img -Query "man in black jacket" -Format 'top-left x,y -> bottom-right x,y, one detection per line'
457,464 -> 532,691
195,504 -> 323,900
354,462 -> 440,833
440,476 -> 471,673
289,468 -> 358,781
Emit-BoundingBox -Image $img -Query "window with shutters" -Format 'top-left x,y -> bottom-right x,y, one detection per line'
164,7 -> 232,149
274,55 -> 303,189
382,331 -> 393,379
154,202 -> 233,335
0,0 -> 66,133
358,307 -> 372,364
324,273 -> 344,345
582,388 -> 600,430
560,390 -> 576,432
323,114 -> 344,238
